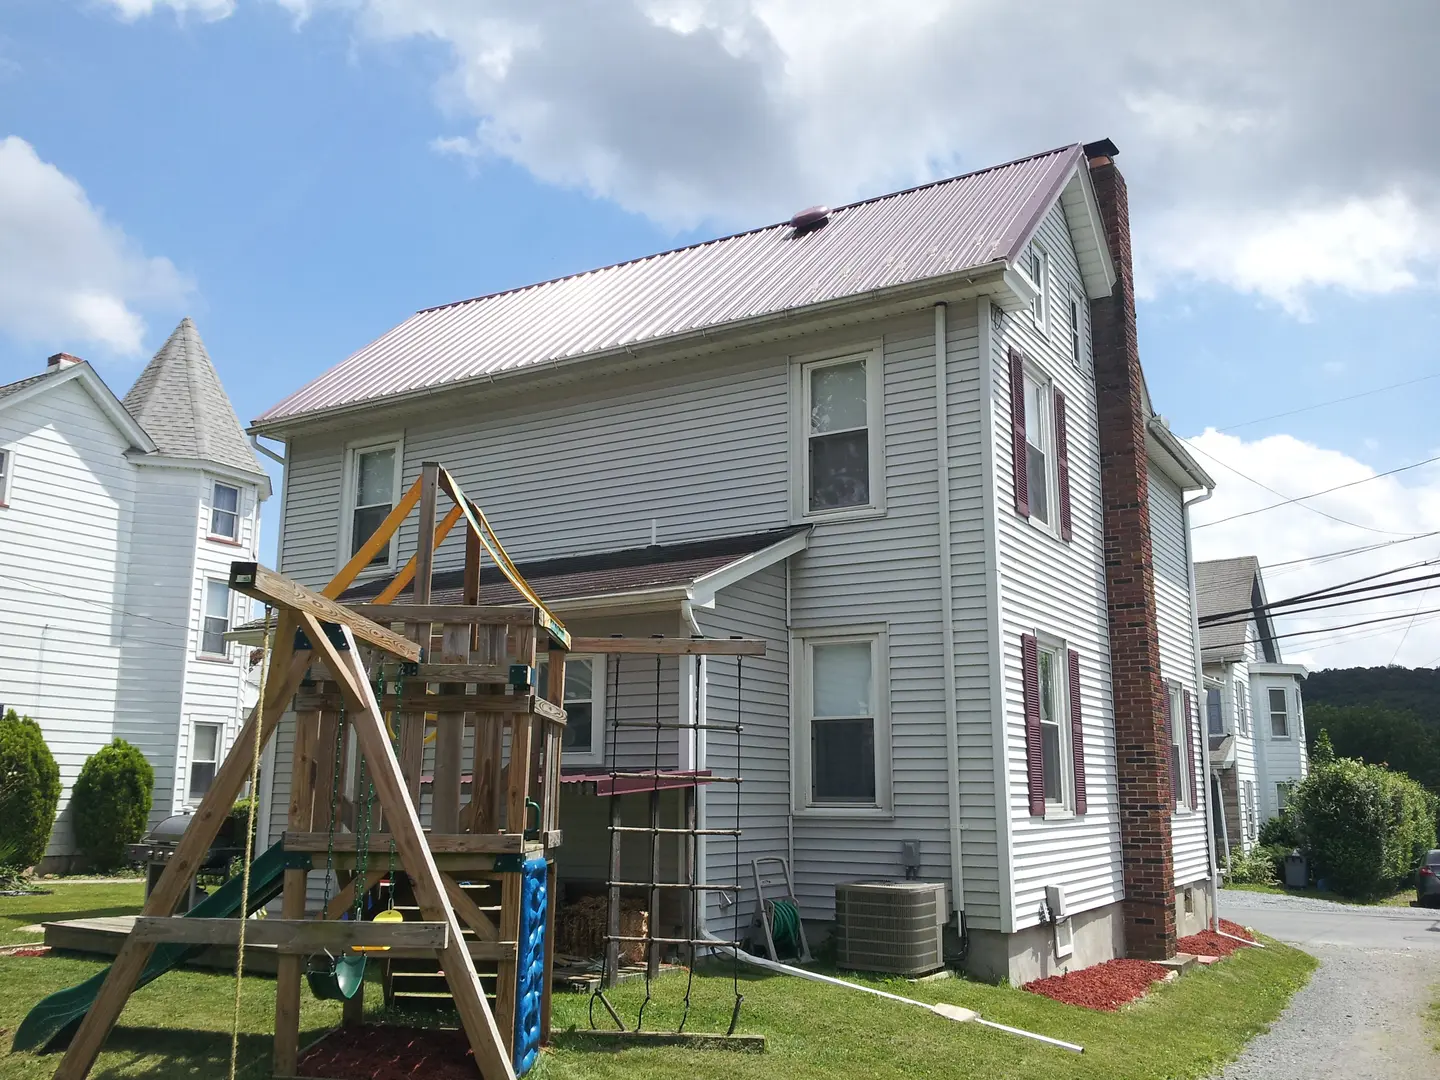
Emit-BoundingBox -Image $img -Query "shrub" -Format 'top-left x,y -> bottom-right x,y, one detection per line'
72,739 -> 154,870
1226,845 -> 1279,885
0,709 -> 62,868
1258,811 -> 1299,849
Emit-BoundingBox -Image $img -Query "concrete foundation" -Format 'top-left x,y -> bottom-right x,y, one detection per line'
1174,879 -> 1214,939
963,901 -> 1125,985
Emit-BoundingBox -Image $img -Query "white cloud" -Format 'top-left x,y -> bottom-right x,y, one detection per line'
0,136 -> 191,355
1187,430 -> 1440,670
99,1 -> 1440,311
102,0 -> 237,20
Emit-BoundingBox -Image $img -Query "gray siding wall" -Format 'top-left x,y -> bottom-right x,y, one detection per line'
991,202 -> 1123,930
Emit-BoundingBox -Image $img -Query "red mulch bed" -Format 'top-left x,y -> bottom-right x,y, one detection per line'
8,948 -> 48,958
1178,920 -> 1257,959
297,1025 -> 477,1080
1023,958 -> 1170,1011
1219,919 -> 1255,940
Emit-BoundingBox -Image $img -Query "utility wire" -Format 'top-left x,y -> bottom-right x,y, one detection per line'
1199,566 -> 1440,625
1200,579 -> 1440,630
1202,606 -> 1440,653
1194,452 -> 1440,530
1260,534 -> 1440,572
1216,371 -> 1440,433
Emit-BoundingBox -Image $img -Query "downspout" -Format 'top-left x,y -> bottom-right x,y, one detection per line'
1182,486 -> 1221,931
933,303 -> 967,922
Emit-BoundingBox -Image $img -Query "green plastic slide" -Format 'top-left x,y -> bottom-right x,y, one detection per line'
12,839 -> 310,1054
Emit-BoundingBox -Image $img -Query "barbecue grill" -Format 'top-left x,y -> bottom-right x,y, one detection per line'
128,812 -> 247,911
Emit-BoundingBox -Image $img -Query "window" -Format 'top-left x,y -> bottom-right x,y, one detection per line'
1023,371 -> 1054,526
1038,643 -> 1068,807
1026,247 -> 1048,330
1206,686 -> 1224,736
1276,782 -> 1292,812
347,443 -> 400,566
1268,687 -> 1290,738
1243,780 -> 1258,840
210,482 -> 240,540
796,630 -> 888,810
200,579 -> 231,658
535,654 -> 603,765
1234,679 -> 1250,737
0,448 -> 9,505
797,353 -> 881,516
1169,684 -> 1189,810
1068,294 -> 1084,367
189,722 -> 222,799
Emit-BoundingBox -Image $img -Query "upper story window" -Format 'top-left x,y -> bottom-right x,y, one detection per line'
1276,781 -> 1292,811
791,349 -> 884,520
1234,679 -> 1250,737
0,448 -> 10,506
1068,294 -> 1084,367
189,721 -> 223,799
1167,683 -> 1190,810
210,482 -> 240,541
1037,641 -> 1068,807
1023,372 -> 1053,526
345,441 -> 401,568
200,579 -> 231,659
1026,247 -> 1048,332
1268,687 -> 1290,738
1007,349 -> 1072,541
794,628 -> 889,812
535,653 -> 603,765
1206,686 -> 1224,736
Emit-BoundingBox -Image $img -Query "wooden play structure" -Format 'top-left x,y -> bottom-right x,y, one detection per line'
24,462 -> 766,1080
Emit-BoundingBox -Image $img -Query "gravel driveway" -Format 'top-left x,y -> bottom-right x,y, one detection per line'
1213,891 -> 1439,1079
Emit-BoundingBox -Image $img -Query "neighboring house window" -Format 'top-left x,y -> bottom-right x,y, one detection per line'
1234,679 -> 1250,737
1206,686 -> 1224,736
210,482 -> 240,540
347,442 -> 400,566
1068,294 -> 1084,367
189,722 -> 222,799
1022,634 -> 1086,816
1026,247 -> 1048,331
1007,349 -> 1072,540
1269,687 -> 1290,738
1276,781 -> 1292,811
1168,683 -> 1189,810
200,579 -> 231,658
534,654 -> 603,765
0,448 -> 9,505
796,630 -> 888,809
1243,779 -> 1258,840
796,352 -> 881,516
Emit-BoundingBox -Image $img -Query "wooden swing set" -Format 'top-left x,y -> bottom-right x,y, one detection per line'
45,461 -> 765,1080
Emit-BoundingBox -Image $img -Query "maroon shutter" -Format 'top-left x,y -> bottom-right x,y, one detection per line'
1008,348 -> 1029,518
1184,690 -> 1199,811
1022,634 -> 1044,816
1068,649 -> 1086,814
1054,387 -> 1073,542
1163,687 -> 1178,810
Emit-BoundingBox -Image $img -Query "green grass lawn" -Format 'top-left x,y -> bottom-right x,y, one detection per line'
0,883 -> 146,946
1223,882 -> 1417,907
0,884 -> 1317,1080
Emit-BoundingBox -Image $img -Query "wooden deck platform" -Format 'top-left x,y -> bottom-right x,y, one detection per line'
43,917 -> 283,975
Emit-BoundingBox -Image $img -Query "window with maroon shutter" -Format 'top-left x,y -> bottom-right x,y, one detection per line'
1068,649 -> 1086,814
1022,634 -> 1044,816
1054,388 -> 1072,542
1009,348 -> 1029,518
1184,690 -> 1199,811
1164,683 -> 1182,810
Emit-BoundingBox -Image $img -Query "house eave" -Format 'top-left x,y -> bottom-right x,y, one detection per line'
128,451 -> 274,500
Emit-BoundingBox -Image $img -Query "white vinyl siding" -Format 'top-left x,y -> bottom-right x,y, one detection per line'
1250,673 -> 1308,822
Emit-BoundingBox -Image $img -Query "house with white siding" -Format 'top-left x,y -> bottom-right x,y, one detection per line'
0,319 -> 269,869
1195,556 -> 1308,861
250,140 -> 1216,982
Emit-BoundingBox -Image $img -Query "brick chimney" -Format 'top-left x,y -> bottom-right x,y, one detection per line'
47,353 -> 84,370
1085,138 -> 1177,960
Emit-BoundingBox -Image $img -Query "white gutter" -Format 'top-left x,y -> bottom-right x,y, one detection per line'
1182,485 -> 1221,931
934,303 -> 966,920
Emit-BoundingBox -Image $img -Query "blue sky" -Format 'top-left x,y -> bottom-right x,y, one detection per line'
3,1 -> 1439,667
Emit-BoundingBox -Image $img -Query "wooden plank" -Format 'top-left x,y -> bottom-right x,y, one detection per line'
400,711 -> 424,808
229,563 -> 421,661
413,463 -> 439,606
310,712 -> 340,832
323,475 -> 423,599
604,792 -> 622,990
299,614 -> 516,1080
131,918 -> 449,950
373,503 -> 464,606
288,712 -> 320,834
431,622 -> 469,834
541,650 -> 567,837
563,636 -> 766,656
283,831 -> 525,854
442,875 -> 500,942
52,620 -> 308,1080
647,786 -> 661,981
293,691 -> 563,723
275,868 -> 307,1076
495,869 -> 521,1056
323,867 -> 386,922
354,606 -> 538,626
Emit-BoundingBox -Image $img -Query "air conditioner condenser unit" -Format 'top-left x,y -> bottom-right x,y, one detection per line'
834,880 -> 946,976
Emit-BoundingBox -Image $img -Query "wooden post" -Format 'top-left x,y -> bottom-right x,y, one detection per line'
540,858 -> 557,1045
433,623 -> 470,834
647,786 -> 661,981
604,792 -> 622,989
302,615 -> 517,1080
495,870 -> 521,1056
415,463 -> 440,606
52,617 -> 308,1080
276,703 -> 321,1073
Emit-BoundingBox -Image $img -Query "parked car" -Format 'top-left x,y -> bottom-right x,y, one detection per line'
1418,850 -> 1440,907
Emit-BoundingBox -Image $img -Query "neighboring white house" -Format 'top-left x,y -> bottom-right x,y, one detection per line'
0,319 -> 270,869
250,141 -> 1214,981
1195,556 -> 1308,860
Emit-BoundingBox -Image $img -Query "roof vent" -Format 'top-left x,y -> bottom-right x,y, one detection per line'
789,205 -> 830,233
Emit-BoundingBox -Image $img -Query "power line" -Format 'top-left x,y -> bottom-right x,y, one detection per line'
1202,606 -> 1440,653
1199,566 -> 1440,626
1260,534 -> 1440,573
1194,452 -> 1440,530
1201,578 -> 1440,631
1186,439 -> 1417,537
1217,371 -> 1440,433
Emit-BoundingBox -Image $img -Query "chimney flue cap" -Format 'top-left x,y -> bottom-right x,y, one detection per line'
46,353 -> 84,370
1083,138 -> 1119,166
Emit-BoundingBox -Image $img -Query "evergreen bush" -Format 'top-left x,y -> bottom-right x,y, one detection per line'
1258,810 -> 1299,848
72,739 -> 154,870
0,709 -> 62,868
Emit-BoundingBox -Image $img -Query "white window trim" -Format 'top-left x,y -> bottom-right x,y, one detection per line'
1068,290 -> 1087,369
539,653 -> 605,767
339,435 -> 405,574
187,720 -> 224,803
790,624 -> 892,817
1168,681 -> 1191,813
199,578 -> 232,660
208,480 -> 242,542
1036,633 -> 1075,817
0,448 -> 10,506
1020,246 -> 1049,334
1267,685 -> 1291,740
1022,362 -> 1061,539
789,344 -> 886,523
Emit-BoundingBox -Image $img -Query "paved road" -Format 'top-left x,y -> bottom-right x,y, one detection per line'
1213,890 -> 1439,1080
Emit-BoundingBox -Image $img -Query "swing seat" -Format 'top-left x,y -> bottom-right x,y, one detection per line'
352,907 -> 404,953
306,952 -> 367,1001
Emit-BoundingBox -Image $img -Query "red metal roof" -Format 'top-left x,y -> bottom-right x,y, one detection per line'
255,145 -> 1082,426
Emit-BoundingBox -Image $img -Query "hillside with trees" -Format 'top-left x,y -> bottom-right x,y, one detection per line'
1304,666 -> 1440,803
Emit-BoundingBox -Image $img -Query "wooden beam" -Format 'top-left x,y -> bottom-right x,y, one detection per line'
562,636 -> 766,656
299,613 -> 516,1080
443,875 -> 500,942
229,562 -> 421,662
353,605 -> 538,626
373,503 -> 464,605
324,867 -> 387,922
293,691 -> 563,724
131,918 -> 449,951
283,831 -> 526,855
52,618 -> 308,1080
323,475 -> 424,599
414,463 -> 439,606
